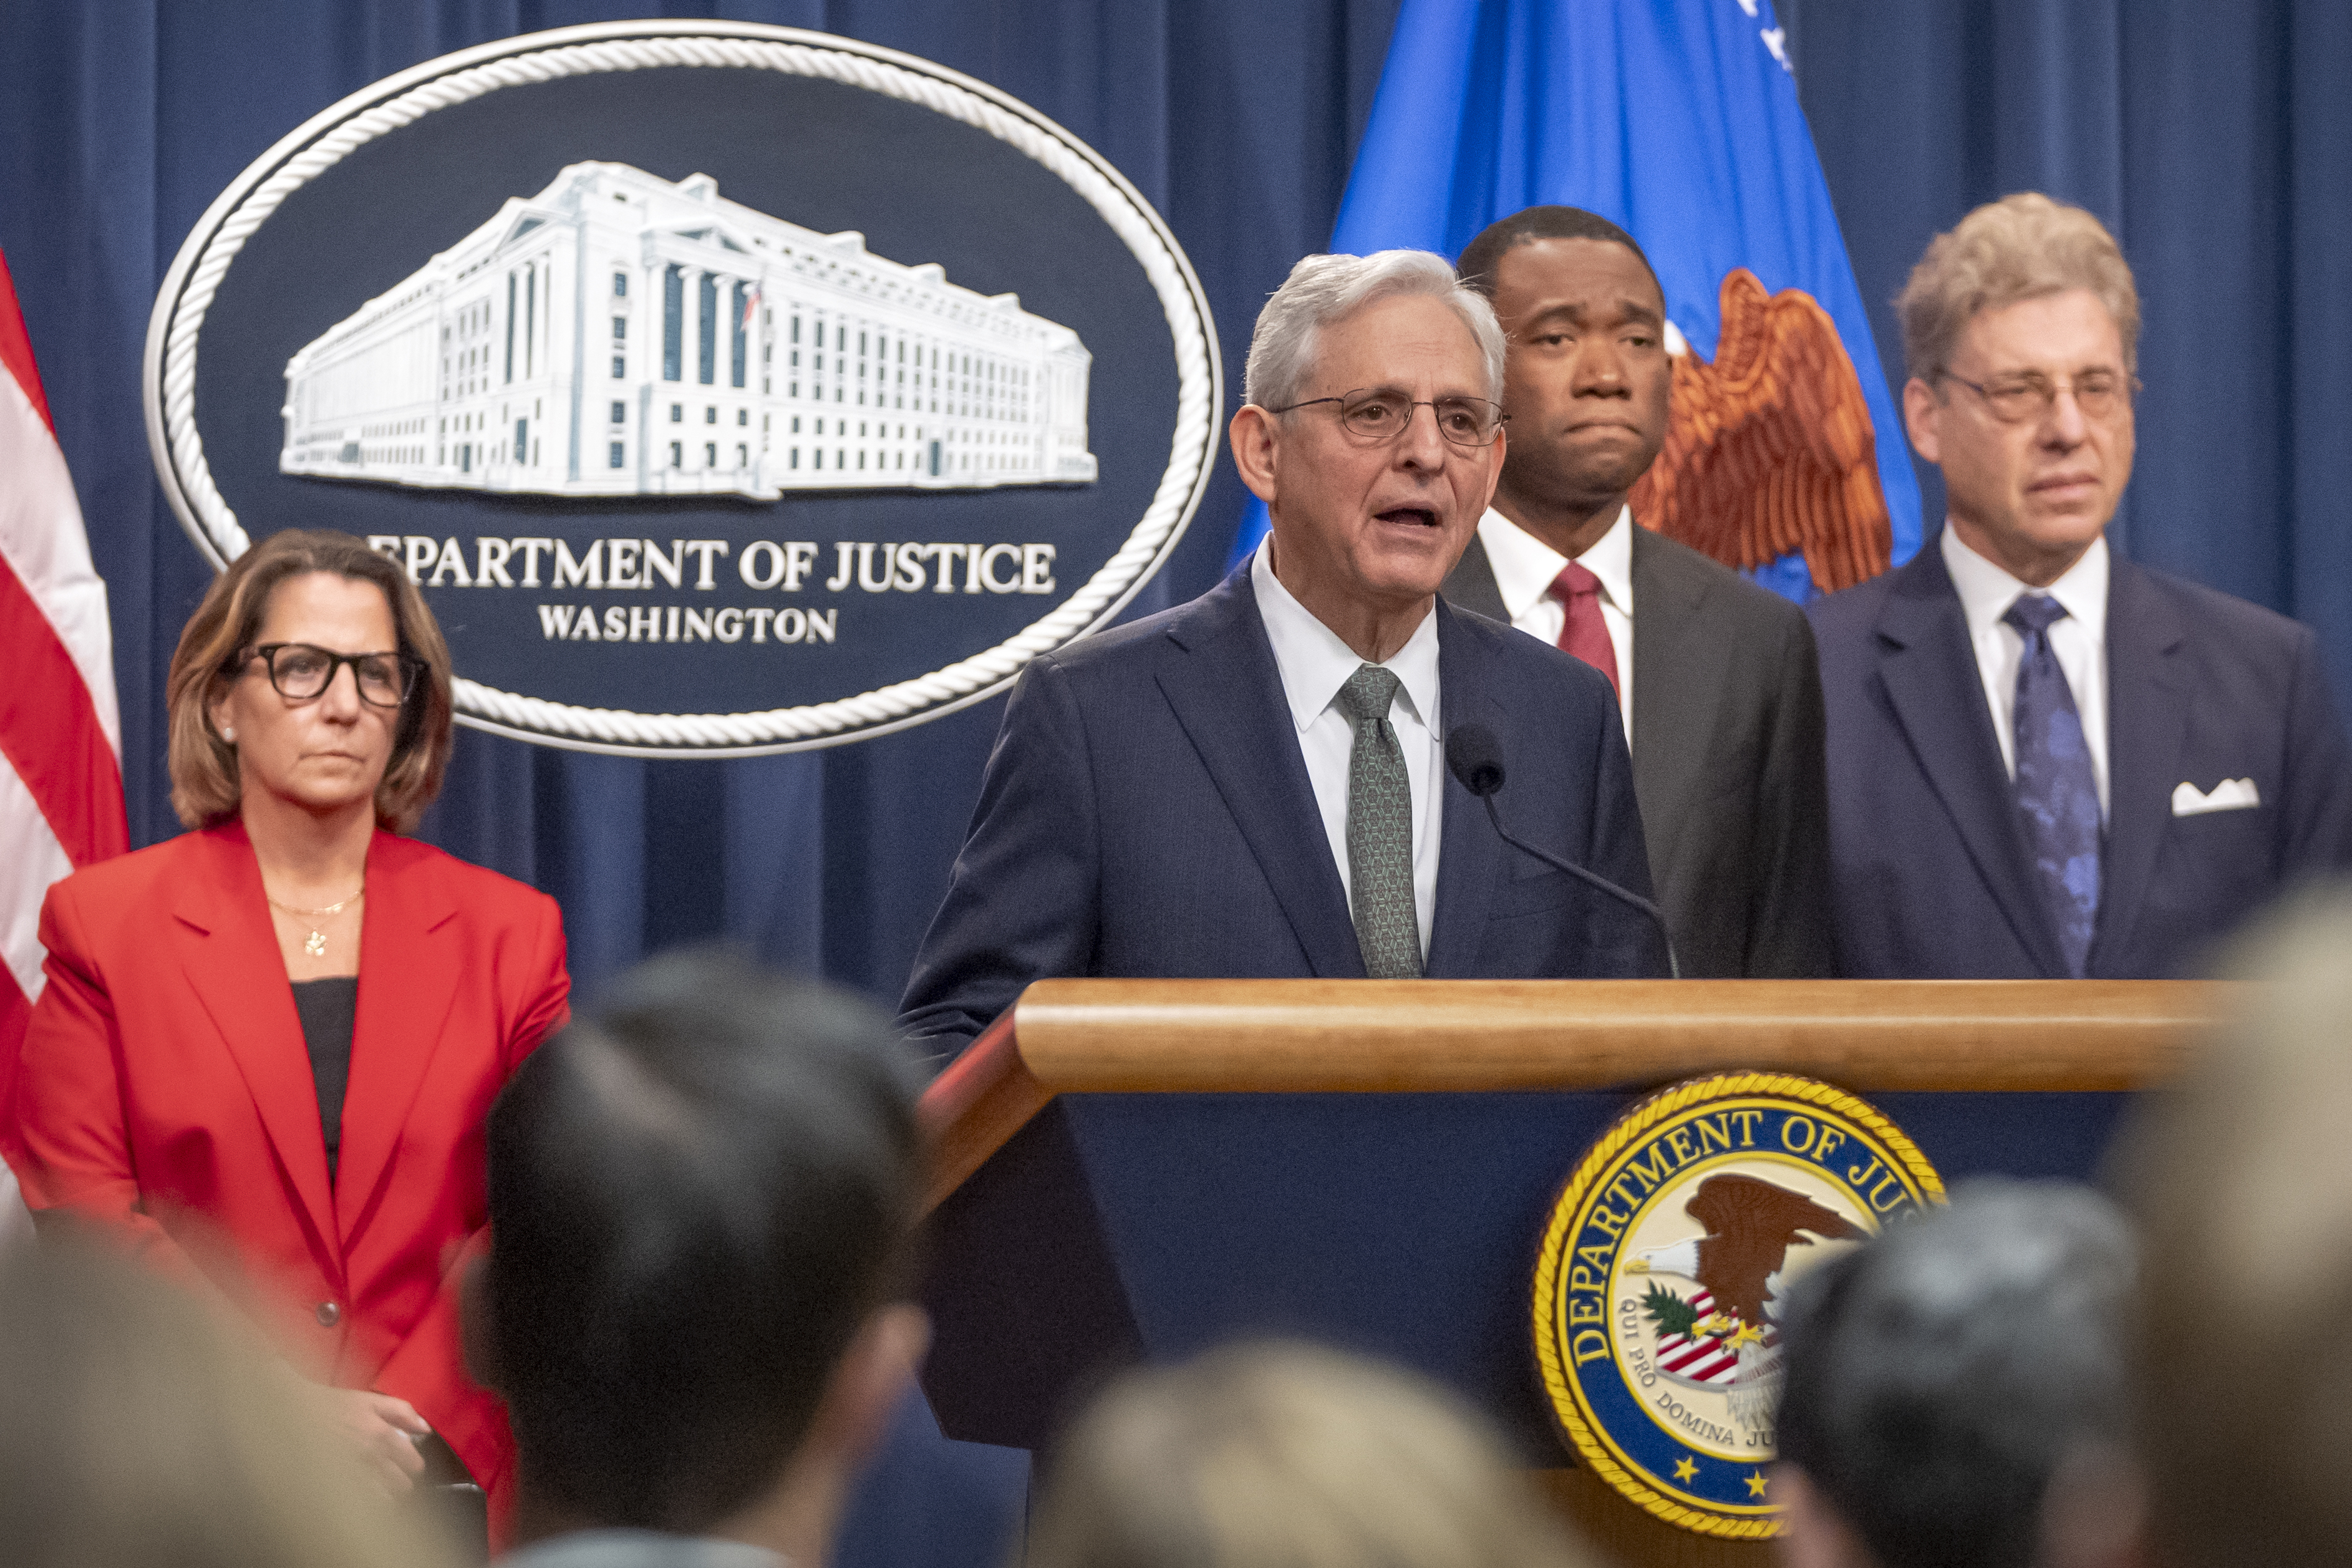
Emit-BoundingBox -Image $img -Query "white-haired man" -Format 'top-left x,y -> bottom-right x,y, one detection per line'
1811,194 -> 2352,979
899,251 -> 1663,1055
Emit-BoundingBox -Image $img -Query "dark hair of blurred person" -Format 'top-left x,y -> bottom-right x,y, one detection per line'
2115,890 -> 2352,1568
1770,1179 -> 2141,1568
1024,1340 -> 1597,1568
470,947 -> 928,1567
0,1237 -> 449,1568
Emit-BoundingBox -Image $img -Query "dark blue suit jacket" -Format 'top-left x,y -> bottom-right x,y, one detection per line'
1808,538 -> 2352,979
898,564 -> 1666,1051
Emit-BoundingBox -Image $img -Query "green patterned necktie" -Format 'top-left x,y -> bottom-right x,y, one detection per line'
1335,664 -> 1423,979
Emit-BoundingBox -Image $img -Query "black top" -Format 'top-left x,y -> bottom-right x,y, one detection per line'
289,976 -> 357,1182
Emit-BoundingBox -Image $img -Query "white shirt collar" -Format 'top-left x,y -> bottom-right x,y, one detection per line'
1940,525 -> 2109,640
1477,505 -> 1635,620
1252,538 -> 1442,736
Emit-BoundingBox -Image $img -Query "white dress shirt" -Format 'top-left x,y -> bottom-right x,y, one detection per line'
1476,505 -> 1636,745
1940,525 -> 2112,819
1252,540 -> 1443,959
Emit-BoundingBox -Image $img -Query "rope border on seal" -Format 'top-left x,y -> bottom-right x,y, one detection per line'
147,24 -> 1219,756
1529,1072 -> 1947,1541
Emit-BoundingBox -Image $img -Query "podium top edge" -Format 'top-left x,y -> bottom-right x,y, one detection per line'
1004,978 -> 2228,1095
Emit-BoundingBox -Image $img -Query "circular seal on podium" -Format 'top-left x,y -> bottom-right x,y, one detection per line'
1531,1073 -> 1945,1538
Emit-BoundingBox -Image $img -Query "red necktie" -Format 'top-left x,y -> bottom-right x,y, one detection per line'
1549,560 -> 1620,699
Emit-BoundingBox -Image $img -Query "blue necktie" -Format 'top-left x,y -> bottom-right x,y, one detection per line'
2004,596 -> 2101,976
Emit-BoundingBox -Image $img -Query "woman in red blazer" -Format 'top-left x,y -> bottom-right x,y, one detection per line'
1,528 -> 569,1530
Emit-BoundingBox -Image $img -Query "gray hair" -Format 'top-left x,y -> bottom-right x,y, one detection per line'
1774,1179 -> 2137,1568
1244,251 -> 1506,411
1897,193 -> 2141,379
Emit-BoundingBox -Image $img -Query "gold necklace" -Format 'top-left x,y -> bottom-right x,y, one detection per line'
267,887 -> 364,959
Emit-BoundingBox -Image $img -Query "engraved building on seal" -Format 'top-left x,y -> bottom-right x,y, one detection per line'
278,161 -> 1096,500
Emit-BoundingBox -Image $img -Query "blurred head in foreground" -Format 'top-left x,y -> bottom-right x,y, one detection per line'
1771,1179 -> 2140,1568
473,947 -> 927,1561
2116,890 -> 2352,1568
0,1239 -> 442,1568
1025,1340 -> 1595,1568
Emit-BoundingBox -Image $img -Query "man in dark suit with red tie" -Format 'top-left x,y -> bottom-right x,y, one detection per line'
1808,194 -> 2352,978
1443,207 -> 1833,977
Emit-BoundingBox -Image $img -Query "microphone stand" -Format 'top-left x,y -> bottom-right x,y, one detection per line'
1477,794 -> 1680,981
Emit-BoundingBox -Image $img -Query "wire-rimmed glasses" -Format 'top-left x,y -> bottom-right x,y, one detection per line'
1937,368 -> 2134,424
1272,388 -> 1508,448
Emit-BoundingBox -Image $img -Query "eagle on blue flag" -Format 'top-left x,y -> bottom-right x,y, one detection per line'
1232,0 -> 1919,601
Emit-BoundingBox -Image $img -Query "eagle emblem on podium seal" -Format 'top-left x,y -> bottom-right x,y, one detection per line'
1531,1073 -> 1944,1538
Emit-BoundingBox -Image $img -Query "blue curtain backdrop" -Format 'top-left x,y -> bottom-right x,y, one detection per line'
0,3 -> 1402,1564
1781,0 -> 2352,719
0,0 -> 1404,1015
6,4 -> 2352,1567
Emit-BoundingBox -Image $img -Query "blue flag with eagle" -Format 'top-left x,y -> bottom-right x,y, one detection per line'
1227,0 -> 1922,601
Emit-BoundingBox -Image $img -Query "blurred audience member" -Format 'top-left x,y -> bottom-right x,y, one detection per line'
2118,891 -> 2352,1568
471,948 -> 927,1568
0,1238 -> 446,1568
1025,1340 -> 1596,1568
1772,1179 -> 2141,1568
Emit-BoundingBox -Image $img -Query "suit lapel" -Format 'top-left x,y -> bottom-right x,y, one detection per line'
1426,603 -> 1503,975
1872,547 -> 2069,975
1156,571 -> 1365,977
336,833 -> 463,1245
170,825 -> 338,1256
1440,533 -> 1512,623
1626,529 -> 1723,829
2090,560 -> 2188,974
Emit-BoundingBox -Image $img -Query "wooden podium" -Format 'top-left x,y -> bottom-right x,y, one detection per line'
915,979 -> 2219,1568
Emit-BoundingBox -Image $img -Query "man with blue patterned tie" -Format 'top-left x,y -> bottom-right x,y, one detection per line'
1809,194 -> 2352,979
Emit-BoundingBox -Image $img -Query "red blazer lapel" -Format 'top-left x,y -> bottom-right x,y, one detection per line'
337,833 -> 462,1247
170,825 -> 339,1256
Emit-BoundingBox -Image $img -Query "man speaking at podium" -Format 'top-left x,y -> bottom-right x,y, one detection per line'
899,250 -> 1665,1057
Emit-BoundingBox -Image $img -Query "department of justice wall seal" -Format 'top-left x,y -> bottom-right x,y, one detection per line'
1531,1073 -> 1945,1538
144,20 -> 1218,757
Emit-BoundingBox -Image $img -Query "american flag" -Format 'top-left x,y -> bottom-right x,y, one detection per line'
0,246 -> 126,1095
740,281 -> 762,332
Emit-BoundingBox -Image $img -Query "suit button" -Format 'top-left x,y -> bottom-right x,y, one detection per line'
315,1300 -> 341,1327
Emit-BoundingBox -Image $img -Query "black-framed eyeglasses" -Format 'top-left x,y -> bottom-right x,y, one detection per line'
1936,367 -> 2136,425
1272,388 -> 1509,448
236,644 -> 420,707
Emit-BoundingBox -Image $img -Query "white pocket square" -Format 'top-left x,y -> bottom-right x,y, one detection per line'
2172,778 -> 2261,816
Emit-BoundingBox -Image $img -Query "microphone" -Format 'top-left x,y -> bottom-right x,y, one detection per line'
1445,724 -> 1680,980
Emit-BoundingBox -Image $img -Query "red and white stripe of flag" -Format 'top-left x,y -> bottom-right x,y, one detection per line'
0,245 -> 127,1070
1650,1288 -> 1775,1386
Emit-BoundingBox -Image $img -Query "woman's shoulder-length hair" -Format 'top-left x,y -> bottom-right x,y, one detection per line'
165,530 -> 455,834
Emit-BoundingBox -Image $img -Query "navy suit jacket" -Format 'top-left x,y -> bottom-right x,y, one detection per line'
1808,537 -> 2352,979
898,564 -> 1666,1052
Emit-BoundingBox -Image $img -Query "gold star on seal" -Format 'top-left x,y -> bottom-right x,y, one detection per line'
1746,1471 -> 1770,1499
1673,1457 -> 1698,1483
